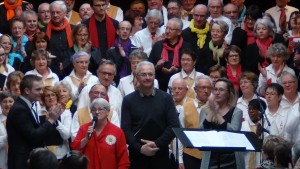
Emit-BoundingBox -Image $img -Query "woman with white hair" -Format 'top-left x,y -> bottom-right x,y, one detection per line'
63,51 -> 98,103
243,18 -> 285,76
132,9 -> 165,56
257,43 -> 295,96
56,81 -> 77,116
71,98 -> 130,169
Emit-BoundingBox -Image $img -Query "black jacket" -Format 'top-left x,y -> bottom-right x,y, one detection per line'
181,27 -> 211,52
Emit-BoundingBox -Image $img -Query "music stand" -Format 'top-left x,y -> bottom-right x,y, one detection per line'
173,128 -> 262,169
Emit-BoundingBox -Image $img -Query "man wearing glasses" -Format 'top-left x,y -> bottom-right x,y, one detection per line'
83,0 -> 118,56
167,0 -> 190,30
146,0 -> 168,27
149,18 -> 192,91
180,0 -> 196,21
224,3 -> 239,27
121,61 -> 180,169
59,0 -> 81,26
37,3 -> 51,29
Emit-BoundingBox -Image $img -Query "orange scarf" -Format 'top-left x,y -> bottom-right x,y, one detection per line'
46,18 -> 73,48
4,0 -> 22,20
24,28 -> 40,41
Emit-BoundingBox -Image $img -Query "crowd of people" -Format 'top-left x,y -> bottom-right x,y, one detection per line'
0,0 -> 300,168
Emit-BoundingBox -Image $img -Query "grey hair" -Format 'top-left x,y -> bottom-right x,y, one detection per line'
136,61 -> 155,75
280,72 -> 298,84
194,4 -> 209,16
169,17 -> 183,29
194,75 -> 213,87
208,0 -> 223,6
97,60 -> 117,75
129,49 -> 148,62
38,3 -> 50,13
21,10 -> 38,20
89,98 -> 110,110
172,78 -> 188,89
266,43 -> 290,61
210,20 -> 229,35
254,18 -> 274,38
145,9 -> 163,25
50,1 -> 67,13
223,3 -> 238,12
263,13 -> 277,33
71,51 -> 90,62
54,80 -> 75,101
292,141 -> 300,163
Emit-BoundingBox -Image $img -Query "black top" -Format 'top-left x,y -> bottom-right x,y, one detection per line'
203,107 -> 235,130
148,38 -> 192,91
121,89 -> 180,155
0,2 -> 29,35
83,17 -> 119,55
230,27 -> 247,52
195,44 -> 227,75
181,27 -> 211,52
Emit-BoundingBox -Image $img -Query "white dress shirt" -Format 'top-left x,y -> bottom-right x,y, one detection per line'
285,103 -> 300,143
107,3 -> 123,22
181,19 -> 190,30
70,108 -> 120,141
25,68 -> 59,86
132,26 -> 165,56
265,105 -> 289,137
62,70 -> 99,101
266,5 -> 299,33
207,15 -> 235,44
181,9 -> 193,21
117,73 -> 159,97
65,10 -> 73,22
0,114 -> 7,169
236,95 -> 266,122
77,82 -> 123,119
2,64 -> 14,90
257,64 -> 295,95
280,92 -> 300,112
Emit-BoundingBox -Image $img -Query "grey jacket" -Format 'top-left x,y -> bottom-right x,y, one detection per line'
198,106 -> 245,169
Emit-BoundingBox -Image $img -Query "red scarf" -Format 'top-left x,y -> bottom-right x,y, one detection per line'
89,14 -> 115,50
227,64 -> 242,90
46,18 -> 73,48
245,26 -> 255,45
161,37 -> 183,68
4,0 -> 22,20
256,37 -> 273,67
24,28 -> 41,41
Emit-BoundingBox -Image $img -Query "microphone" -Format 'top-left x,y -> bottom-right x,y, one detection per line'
88,116 -> 98,140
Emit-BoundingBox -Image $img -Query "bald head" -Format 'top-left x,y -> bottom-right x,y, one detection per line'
194,4 -> 209,16
89,84 -> 107,102
172,78 -> 187,88
172,78 -> 188,102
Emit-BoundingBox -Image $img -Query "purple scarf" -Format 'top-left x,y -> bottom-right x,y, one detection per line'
114,39 -> 132,78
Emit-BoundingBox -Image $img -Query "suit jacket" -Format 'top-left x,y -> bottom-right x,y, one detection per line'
6,97 -> 60,169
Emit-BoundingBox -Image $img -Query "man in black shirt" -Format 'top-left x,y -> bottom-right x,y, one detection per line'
121,61 -> 180,169
83,0 -> 118,55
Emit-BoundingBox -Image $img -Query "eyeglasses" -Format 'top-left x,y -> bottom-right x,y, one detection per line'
1,42 -> 12,46
0,53 -> 6,58
164,26 -> 180,32
181,59 -> 193,63
45,93 -> 56,98
148,21 -> 160,26
138,73 -> 155,77
211,30 -> 223,34
224,11 -> 238,14
91,107 -> 108,112
228,55 -> 239,58
90,91 -> 106,97
76,61 -> 89,65
196,86 -> 212,91
171,87 -> 185,91
12,27 -> 24,31
246,17 -> 256,22
135,17 -> 143,21
265,92 -> 278,96
119,27 -> 131,32
99,71 -> 114,77
94,4 -> 106,8
213,88 -> 228,93
239,80 -> 251,85
282,81 -> 297,86
76,34 -> 89,37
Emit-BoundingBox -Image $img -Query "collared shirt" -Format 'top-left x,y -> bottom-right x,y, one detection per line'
207,15 -> 235,44
285,103 -> 300,143
265,105 -> 289,137
236,95 -> 266,122
65,10 -> 73,22
138,88 -> 156,97
19,95 -> 39,124
257,64 -> 295,95
1,64 -> 15,90
25,68 -> 59,86
117,73 -> 159,97
280,92 -> 300,111
181,9 -> 193,21
132,26 -> 165,56
266,5 -> 299,33
106,3 -> 123,22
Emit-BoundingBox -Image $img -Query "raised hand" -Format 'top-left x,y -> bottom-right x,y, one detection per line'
118,44 -> 126,57
155,59 -> 165,70
219,41 -> 227,58
258,47 -> 263,58
258,63 -> 267,78
213,46 -> 219,61
162,66 -> 177,74
78,81 -> 85,94
275,62 -> 285,77
15,5 -> 22,17
26,3 -> 34,10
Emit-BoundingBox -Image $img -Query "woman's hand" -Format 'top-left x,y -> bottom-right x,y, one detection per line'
78,81 -> 85,94
256,123 -> 262,136
85,41 -> 92,54
275,62 -> 285,78
219,41 -> 227,58
14,5 -> 22,17
86,125 -> 94,139
212,46 -> 218,61
290,41 -> 300,50
283,33 -> 289,42
258,63 -> 267,78
162,66 -> 177,74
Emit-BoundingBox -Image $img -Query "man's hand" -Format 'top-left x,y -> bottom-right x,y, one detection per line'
179,163 -> 185,169
26,3 -> 34,10
140,139 -> 159,156
155,59 -> 165,70
162,66 -> 177,74
48,104 -> 63,124
118,44 -> 126,57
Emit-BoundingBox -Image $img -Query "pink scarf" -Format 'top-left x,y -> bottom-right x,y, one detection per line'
256,37 -> 273,67
161,37 -> 183,68
245,26 -> 255,45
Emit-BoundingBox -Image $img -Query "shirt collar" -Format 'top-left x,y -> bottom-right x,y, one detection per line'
70,69 -> 92,80
129,73 -> 134,84
266,105 -> 284,117
275,5 -> 287,12
181,69 -> 196,79
19,95 -> 32,108
139,88 -> 156,97
282,92 -> 300,104
32,68 -> 56,79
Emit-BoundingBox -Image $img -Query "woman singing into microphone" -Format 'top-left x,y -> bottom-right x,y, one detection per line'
71,98 -> 130,169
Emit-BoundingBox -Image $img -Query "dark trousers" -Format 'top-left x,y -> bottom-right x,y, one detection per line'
183,153 -> 202,169
129,149 -> 170,169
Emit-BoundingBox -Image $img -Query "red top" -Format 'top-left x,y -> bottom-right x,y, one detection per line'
71,120 -> 130,169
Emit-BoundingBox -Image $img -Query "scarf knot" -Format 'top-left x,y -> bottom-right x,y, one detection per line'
4,0 -> 22,20
161,37 -> 184,68
209,40 -> 224,65
190,21 -> 209,48
256,37 -> 273,67
46,18 -> 73,48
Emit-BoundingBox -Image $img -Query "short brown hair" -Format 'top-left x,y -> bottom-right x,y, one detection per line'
30,50 -> 52,68
6,71 -> 25,90
29,32 -> 51,53
238,71 -> 258,85
130,0 -> 145,9
71,24 -> 90,42
41,86 -> 61,104
223,45 -> 242,61
180,48 -> 197,61
262,135 -> 285,161
208,65 -> 227,78
124,10 -> 141,26
9,16 -> 25,31
20,75 -> 43,95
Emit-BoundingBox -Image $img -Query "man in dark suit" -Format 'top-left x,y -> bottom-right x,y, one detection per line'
6,75 -> 61,169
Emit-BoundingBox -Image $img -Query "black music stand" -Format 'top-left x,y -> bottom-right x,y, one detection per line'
173,128 -> 262,169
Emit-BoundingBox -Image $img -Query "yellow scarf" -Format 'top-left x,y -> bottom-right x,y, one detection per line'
189,20 -> 209,48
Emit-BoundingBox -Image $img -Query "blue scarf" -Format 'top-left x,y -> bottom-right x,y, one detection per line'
8,35 -> 29,66
114,38 -> 132,78
237,5 -> 246,24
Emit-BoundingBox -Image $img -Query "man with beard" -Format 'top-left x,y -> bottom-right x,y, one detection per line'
77,3 -> 94,24
167,0 -> 190,29
37,3 -> 51,29
224,3 -> 239,27
59,0 -> 80,26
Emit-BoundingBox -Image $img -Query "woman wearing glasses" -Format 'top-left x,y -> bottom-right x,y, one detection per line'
64,24 -> 101,76
62,51 -> 98,104
124,10 -> 144,39
0,35 -> 13,65
195,21 -> 228,75
0,46 -> 15,91
279,72 -> 299,112
71,98 -> 130,169
199,78 -> 244,169
39,86 -> 72,160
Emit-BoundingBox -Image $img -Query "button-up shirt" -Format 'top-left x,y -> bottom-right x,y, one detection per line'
265,105 -> 289,137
